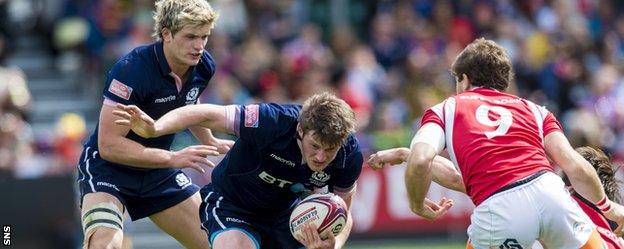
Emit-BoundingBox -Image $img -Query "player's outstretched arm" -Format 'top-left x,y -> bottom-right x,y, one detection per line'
99,104 -> 218,172
114,103 -> 231,138
545,131 -> 624,234
367,147 -> 410,170
368,148 -> 465,193
189,126 -> 234,154
187,100 -> 235,154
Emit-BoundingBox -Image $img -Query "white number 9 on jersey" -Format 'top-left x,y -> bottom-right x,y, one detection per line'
475,105 -> 513,139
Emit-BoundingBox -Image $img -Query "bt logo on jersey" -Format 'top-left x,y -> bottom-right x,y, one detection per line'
259,171 -> 292,188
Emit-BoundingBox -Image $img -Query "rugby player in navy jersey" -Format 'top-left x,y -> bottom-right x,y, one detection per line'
76,1 -> 233,248
114,93 -> 363,249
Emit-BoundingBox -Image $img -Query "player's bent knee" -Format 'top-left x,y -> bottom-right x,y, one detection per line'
82,202 -> 124,249
212,229 -> 258,249
86,228 -> 123,249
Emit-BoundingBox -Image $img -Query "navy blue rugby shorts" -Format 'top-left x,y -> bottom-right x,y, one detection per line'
76,146 -> 199,220
199,183 -> 304,249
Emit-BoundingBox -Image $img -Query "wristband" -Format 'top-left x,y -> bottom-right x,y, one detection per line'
596,196 -> 613,213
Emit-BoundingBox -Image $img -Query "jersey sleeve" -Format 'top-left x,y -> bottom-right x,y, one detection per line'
102,59 -> 147,105
236,103 -> 300,148
420,101 -> 446,130
330,136 -> 364,195
528,101 -> 563,137
411,123 -> 446,153
543,112 -> 563,136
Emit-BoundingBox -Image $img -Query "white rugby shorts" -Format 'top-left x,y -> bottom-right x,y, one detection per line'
467,172 -> 595,249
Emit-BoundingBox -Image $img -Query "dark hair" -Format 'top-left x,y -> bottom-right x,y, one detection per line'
450,38 -> 514,91
563,146 -> 621,204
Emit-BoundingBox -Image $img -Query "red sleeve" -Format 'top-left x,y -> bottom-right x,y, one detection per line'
543,112 -> 563,136
420,108 -> 445,131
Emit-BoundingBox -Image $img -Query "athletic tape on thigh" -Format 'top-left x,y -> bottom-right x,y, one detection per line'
82,202 -> 124,235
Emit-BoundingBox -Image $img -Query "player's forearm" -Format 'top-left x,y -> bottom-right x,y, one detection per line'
545,132 -> 607,203
563,153 -> 606,203
152,105 -> 210,136
405,161 -> 432,212
391,147 -> 409,162
155,104 -> 227,136
334,212 -> 353,249
189,126 -> 216,145
405,144 -> 436,213
99,136 -> 173,169
431,157 -> 465,193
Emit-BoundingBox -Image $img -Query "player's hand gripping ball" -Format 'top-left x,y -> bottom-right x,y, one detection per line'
289,193 -> 348,240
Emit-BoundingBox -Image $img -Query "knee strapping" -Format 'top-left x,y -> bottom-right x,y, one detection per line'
82,202 -> 124,236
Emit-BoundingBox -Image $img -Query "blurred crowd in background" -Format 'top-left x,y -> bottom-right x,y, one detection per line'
1,0 -> 624,180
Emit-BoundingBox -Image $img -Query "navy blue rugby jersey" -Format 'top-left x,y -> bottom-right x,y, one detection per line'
211,103 -> 363,216
84,41 -> 216,159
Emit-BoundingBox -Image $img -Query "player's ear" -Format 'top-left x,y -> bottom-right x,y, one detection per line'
161,28 -> 173,42
460,74 -> 471,91
296,123 -> 304,140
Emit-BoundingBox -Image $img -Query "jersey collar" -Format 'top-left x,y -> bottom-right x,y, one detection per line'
469,86 -> 500,93
153,41 -> 199,80
153,41 -> 172,77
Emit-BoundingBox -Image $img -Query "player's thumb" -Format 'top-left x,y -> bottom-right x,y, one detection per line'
324,228 -> 336,242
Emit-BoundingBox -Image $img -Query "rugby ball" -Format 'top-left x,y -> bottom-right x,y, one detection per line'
289,193 -> 348,240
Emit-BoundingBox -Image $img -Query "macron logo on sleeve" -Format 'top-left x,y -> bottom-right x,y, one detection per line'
244,104 -> 259,128
108,79 -> 133,100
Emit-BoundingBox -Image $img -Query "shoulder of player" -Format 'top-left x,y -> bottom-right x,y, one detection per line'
260,103 -> 301,120
108,52 -> 155,86
327,136 -> 363,172
340,134 -> 362,160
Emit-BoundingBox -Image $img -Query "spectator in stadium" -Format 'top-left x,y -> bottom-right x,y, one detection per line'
0,32 -> 33,180
113,92 -> 363,249
76,1 -> 232,248
404,38 -> 624,248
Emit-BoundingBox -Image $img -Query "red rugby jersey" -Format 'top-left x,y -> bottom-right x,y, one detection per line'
421,88 -> 562,205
